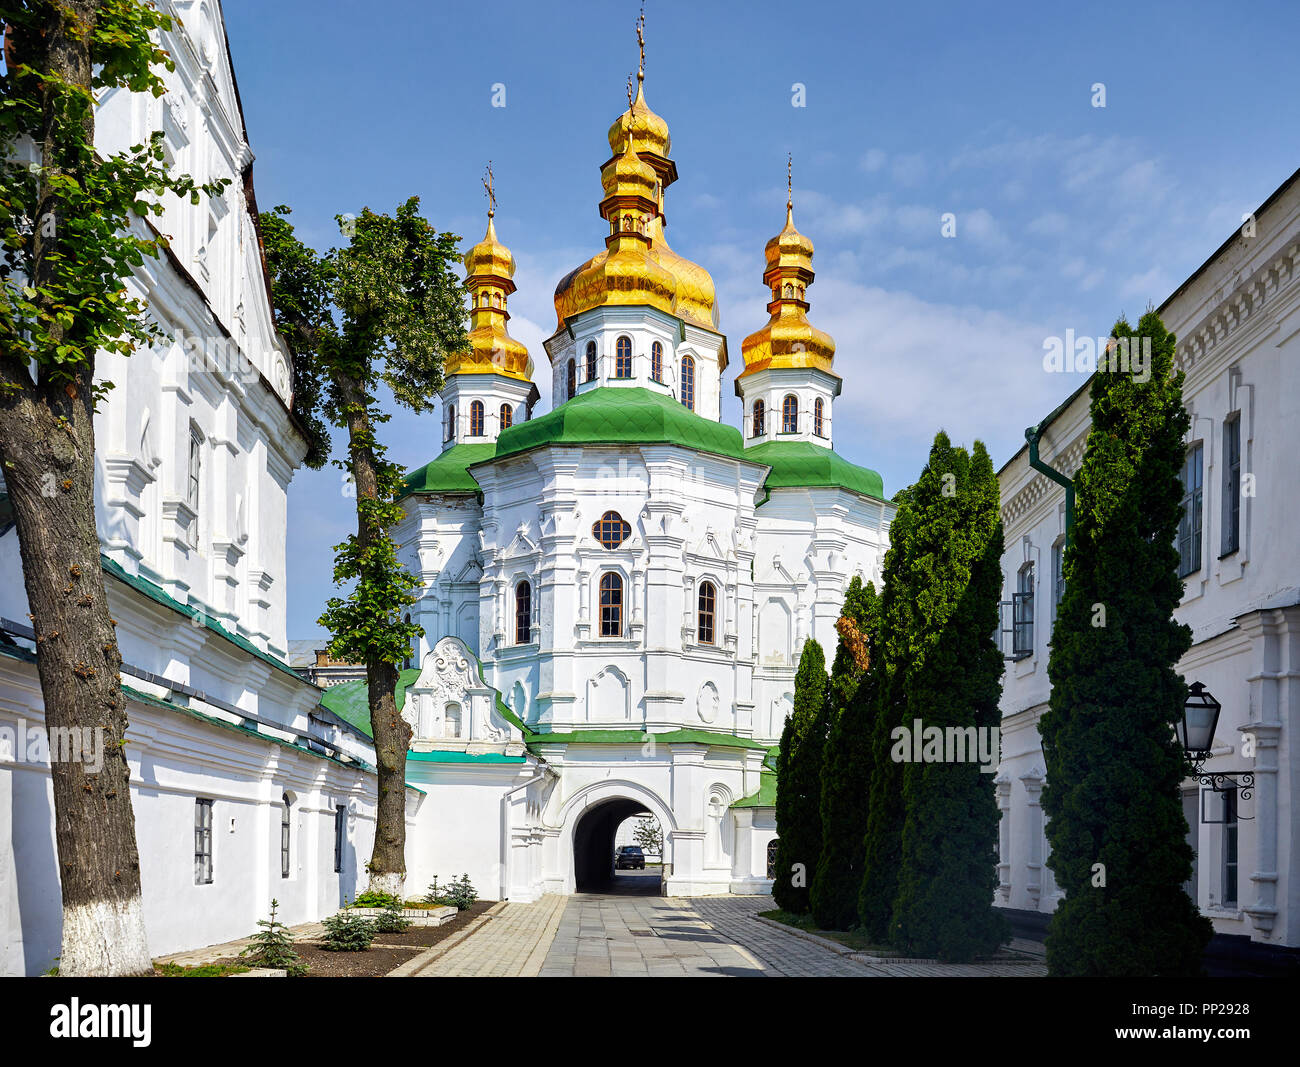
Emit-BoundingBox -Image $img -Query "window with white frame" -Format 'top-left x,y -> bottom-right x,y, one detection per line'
195,798 -> 213,885
1178,442 -> 1203,578
187,428 -> 202,547
1012,562 -> 1034,658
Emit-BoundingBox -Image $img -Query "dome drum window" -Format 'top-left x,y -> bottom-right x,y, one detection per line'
651,340 -> 663,382
680,354 -> 695,411
500,403 -> 513,430
585,341 -> 598,383
470,400 -> 485,437
751,399 -> 766,438
615,335 -> 633,379
814,397 -> 825,437
781,394 -> 798,434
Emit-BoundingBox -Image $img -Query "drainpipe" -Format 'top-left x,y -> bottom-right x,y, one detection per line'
1025,423 -> 1074,550
499,764 -> 551,902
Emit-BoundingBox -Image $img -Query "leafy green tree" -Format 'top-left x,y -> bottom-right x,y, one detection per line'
260,201 -> 467,897
772,638 -> 828,913
0,0 -> 224,975
811,579 -> 881,930
890,439 -> 1008,961
633,816 -> 663,858
1039,312 -> 1211,975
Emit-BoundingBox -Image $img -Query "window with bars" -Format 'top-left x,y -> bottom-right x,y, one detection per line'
698,581 -> 716,645
1179,442 -> 1204,577
680,355 -> 695,410
469,400 -> 485,437
334,805 -> 346,874
593,511 -> 630,549
751,399 -> 765,438
813,398 -> 824,437
1012,563 -> 1034,658
782,395 -> 798,433
515,580 -> 532,644
187,429 -> 201,547
585,341 -> 597,382
1222,787 -> 1239,907
1221,416 -> 1240,556
766,839 -> 779,879
500,403 -> 513,430
599,572 -> 623,637
615,335 -> 633,378
281,794 -> 292,878
195,799 -> 213,885
651,341 -> 663,382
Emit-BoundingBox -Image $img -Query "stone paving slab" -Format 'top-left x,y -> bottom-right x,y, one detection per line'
404,894 -> 566,977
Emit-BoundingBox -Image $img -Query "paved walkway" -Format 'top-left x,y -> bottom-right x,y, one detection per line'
405,894 -> 566,977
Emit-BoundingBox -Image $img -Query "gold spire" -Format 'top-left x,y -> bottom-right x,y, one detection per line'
450,164 -> 533,382
738,160 -> 836,379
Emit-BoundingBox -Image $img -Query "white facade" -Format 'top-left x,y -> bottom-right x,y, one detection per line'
0,2 -> 382,976
994,169 -> 1300,948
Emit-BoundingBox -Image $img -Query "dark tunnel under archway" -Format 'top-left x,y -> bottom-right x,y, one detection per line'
572,797 -> 655,892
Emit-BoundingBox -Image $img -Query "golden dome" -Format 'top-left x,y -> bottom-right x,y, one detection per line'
649,217 -> 718,332
448,212 -> 534,382
739,201 -> 837,379
600,137 -> 659,202
607,81 -> 672,167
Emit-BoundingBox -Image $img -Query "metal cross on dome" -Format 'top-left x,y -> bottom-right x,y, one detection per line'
483,162 -> 496,220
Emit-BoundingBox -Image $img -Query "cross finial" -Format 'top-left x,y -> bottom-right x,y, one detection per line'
787,153 -> 793,212
483,161 -> 496,220
636,2 -> 645,83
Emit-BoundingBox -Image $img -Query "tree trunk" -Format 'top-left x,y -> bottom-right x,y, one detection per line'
339,378 -> 410,899
0,0 -> 152,976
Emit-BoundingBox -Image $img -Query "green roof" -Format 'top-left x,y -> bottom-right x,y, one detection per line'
100,555 -> 305,683
493,387 -> 746,463
745,440 -> 886,502
526,728 -> 770,750
401,442 -> 496,496
319,668 -> 423,739
731,769 -> 777,808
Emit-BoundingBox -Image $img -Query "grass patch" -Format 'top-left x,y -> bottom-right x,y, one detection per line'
757,910 -> 903,955
155,961 -> 251,977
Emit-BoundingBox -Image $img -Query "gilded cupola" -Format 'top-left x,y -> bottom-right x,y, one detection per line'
738,164 -> 837,380
551,11 -> 719,342
446,165 -> 533,382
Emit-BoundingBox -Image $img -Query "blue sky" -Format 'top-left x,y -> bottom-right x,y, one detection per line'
220,0 -> 1300,642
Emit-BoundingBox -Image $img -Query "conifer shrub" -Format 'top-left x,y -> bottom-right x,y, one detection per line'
321,909 -> 376,951
239,899 -> 307,976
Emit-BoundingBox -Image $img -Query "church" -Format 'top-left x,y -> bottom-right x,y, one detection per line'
323,58 -> 894,901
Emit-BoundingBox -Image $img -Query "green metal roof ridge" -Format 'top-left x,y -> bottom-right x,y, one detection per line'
731,769 -> 777,808
100,555 -> 306,684
526,728 -> 770,750
406,750 -> 528,764
744,440 -> 887,503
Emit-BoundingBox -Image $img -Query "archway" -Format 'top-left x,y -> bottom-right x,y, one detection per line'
572,797 -> 657,893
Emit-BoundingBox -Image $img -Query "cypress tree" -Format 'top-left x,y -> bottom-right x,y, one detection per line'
772,638 -> 828,913
858,480 -> 917,942
811,580 -> 881,930
890,440 -> 1009,960
1039,311 -> 1211,975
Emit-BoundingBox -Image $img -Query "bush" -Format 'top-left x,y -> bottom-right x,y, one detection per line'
372,902 -> 411,933
424,874 -> 478,910
349,890 -> 401,910
320,910 -> 376,951
239,899 -> 307,976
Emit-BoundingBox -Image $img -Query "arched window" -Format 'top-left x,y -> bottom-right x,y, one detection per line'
515,580 -> 531,644
446,404 -> 455,441
651,341 -> 663,382
281,794 -> 292,878
444,703 -> 462,738
782,394 -> 798,433
566,359 -> 576,400
814,397 -> 824,437
470,400 -> 485,436
492,292 -> 502,308
615,335 -> 633,378
593,511 -> 630,549
500,403 -> 513,430
766,838 -> 779,879
599,572 -> 623,637
585,340 -> 597,382
480,292 -> 490,307
751,399 -> 766,438
698,581 -> 716,645
681,354 -> 695,411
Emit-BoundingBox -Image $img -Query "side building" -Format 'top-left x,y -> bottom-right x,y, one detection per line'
995,167 -> 1300,967
0,1 -> 382,976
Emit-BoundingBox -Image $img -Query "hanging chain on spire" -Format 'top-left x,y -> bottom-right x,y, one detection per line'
787,152 -> 793,211
636,2 -> 646,83
483,161 -> 496,219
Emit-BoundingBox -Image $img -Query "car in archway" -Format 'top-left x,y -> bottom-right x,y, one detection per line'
614,845 -> 646,870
